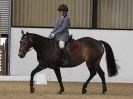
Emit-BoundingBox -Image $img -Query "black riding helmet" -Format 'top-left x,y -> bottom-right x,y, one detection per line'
57,4 -> 68,12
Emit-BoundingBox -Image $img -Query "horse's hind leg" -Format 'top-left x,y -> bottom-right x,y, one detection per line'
96,65 -> 107,94
82,62 -> 97,94
53,68 -> 64,94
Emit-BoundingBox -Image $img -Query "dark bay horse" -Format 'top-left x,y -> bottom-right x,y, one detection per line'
18,30 -> 118,94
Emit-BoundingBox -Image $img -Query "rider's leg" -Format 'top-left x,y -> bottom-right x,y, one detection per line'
59,41 -> 65,49
59,41 -> 70,65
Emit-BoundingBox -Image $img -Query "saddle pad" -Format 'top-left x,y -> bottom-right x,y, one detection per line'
66,40 -> 81,53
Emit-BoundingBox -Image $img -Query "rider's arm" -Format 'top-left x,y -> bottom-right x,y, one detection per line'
53,17 -> 70,35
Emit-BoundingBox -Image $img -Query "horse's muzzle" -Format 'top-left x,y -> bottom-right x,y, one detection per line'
18,52 -> 25,58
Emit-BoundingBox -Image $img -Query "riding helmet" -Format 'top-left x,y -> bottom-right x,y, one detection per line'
57,4 -> 68,12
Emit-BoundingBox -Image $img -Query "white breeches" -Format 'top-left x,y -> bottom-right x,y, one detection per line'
59,41 -> 65,49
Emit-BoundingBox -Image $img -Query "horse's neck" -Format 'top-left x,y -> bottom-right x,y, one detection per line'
32,35 -> 55,53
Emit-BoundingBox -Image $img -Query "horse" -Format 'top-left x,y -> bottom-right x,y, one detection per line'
18,30 -> 118,94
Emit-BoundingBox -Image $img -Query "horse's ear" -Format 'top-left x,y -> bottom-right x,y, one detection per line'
21,30 -> 24,36
26,31 -> 29,34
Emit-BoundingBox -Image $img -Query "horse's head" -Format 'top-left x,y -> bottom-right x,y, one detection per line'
18,30 -> 33,58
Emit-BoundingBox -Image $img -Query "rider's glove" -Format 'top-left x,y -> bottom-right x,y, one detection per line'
49,33 -> 55,39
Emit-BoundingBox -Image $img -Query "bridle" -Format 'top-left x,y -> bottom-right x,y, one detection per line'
19,37 -> 33,53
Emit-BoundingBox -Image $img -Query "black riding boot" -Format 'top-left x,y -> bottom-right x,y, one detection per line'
61,48 -> 70,66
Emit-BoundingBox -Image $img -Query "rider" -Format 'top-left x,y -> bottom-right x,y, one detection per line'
50,4 -> 70,66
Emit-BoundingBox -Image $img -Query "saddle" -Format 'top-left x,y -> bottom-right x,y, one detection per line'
65,35 -> 81,53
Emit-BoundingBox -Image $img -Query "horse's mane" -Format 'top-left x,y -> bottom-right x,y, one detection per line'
28,33 -> 49,42
27,33 -> 56,50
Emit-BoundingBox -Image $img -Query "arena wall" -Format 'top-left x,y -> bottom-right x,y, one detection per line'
10,27 -> 133,83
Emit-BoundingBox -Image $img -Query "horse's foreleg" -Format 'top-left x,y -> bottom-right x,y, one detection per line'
53,68 -> 64,94
30,65 -> 44,93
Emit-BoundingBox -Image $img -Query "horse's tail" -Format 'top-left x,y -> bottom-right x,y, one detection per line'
100,40 -> 119,77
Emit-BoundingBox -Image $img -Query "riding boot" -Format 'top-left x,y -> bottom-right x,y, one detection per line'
61,48 -> 70,66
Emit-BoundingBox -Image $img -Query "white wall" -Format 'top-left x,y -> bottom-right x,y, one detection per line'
10,27 -> 133,83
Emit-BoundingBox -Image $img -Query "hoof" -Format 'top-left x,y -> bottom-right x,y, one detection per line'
102,89 -> 107,94
82,88 -> 87,94
30,87 -> 35,93
58,89 -> 64,94
58,91 -> 63,94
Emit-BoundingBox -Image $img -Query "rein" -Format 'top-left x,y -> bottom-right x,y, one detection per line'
48,33 -> 55,40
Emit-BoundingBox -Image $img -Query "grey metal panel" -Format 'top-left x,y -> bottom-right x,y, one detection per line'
0,0 -> 10,34
97,0 -> 133,29
12,0 -> 92,28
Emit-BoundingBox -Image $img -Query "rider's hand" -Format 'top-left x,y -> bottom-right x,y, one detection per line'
49,33 -> 55,39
